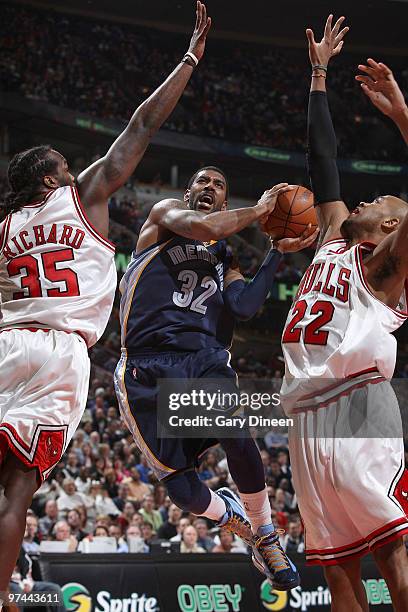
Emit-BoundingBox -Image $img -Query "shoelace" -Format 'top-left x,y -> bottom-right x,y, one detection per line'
255,531 -> 290,572
224,514 -> 252,544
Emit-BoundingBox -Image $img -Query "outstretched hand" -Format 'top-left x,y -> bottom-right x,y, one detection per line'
306,14 -> 349,68
257,184 -> 296,223
274,224 -> 319,254
187,1 -> 211,62
355,59 -> 407,119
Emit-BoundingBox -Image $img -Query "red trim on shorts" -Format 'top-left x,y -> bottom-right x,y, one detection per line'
305,517 -> 408,566
367,517 -> 408,551
306,547 -> 368,566
370,527 -> 408,551
292,375 -> 385,413
299,367 -> 380,402
0,325 -> 88,345
70,186 -> 115,252
354,243 -> 408,319
367,516 -> 407,541
0,423 -> 67,482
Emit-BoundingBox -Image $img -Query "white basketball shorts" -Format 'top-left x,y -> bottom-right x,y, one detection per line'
288,380 -> 408,566
0,328 -> 90,481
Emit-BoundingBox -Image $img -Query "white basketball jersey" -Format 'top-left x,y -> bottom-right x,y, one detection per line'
0,186 -> 117,347
281,238 -> 408,413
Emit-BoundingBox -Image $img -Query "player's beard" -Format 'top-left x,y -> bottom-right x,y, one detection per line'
340,216 -> 367,241
341,215 -> 379,242
340,217 -> 356,240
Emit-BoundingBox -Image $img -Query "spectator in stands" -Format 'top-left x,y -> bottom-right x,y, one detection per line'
212,529 -> 247,554
123,467 -> 151,503
180,526 -> 206,554
153,483 -> 168,517
170,517 -> 191,543
108,524 -> 125,549
140,522 -> 161,551
193,519 -> 216,552
104,468 -> 119,499
63,451 -> 80,479
57,479 -> 87,516
113,483 -> 130,511
118,525 -> 148,553
53,521 -> 78,552
75,466 -> 92,495
280,518 -> 304,554
39,500 -> 59,538
136,454 -> 152,484
118,501 -> 137,532
157,504 -> 182,540
10,547 -> 65,612
67,509 -> 87,541
22,514 -> 40,554
138,494 -> 163,532
94,483 -> 121,518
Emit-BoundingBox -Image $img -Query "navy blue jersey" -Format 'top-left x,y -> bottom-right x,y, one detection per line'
119,237 -> 232,352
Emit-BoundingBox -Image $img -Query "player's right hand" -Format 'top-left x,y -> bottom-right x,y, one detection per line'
306,15 -> 349,68
187,1 -> 211,62
355,60 -> 408,119
256,183 -> 294,221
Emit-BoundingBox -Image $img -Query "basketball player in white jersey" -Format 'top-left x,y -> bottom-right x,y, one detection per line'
0,3 -> 211,602
280,16 -> 408,610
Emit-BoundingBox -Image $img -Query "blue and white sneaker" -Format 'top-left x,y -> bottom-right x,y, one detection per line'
253,527 -> 300,591
215,487 -> 252,546
216,488 -> 300,591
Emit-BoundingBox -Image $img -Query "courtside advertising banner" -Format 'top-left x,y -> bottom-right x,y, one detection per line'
40,553 -> 393,611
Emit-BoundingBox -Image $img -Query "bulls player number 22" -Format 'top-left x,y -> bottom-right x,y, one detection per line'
282,300 -> 335,346
7,248 -> 80,299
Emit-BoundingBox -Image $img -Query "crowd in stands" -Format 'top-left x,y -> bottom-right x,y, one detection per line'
1,3 -> 408,162
24,414 -> 303,555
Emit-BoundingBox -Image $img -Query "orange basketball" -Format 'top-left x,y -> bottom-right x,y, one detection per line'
264,185 -> 318,239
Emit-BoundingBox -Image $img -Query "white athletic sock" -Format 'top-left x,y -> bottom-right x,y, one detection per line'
239,487 -> 274,534
197,489 -> 227,521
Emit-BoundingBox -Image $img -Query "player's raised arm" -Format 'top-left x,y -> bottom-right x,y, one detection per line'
76,2 -> 211,232
146,184 -> 294,243
306,15 -> 350,245
356,59 -> 408,145
223,225 -> 318,321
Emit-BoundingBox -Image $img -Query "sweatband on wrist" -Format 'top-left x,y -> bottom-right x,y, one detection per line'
184,51 -> 199,66
223,249 -> 282,321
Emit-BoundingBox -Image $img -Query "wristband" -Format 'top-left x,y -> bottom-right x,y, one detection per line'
184,51 -> 199,66
312,64 -> 327,72
312,73 -> 326,79
181,55 -> 196,68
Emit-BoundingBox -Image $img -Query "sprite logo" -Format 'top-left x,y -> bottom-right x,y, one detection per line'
260,580 -> 287,611
62,583 -> 92,612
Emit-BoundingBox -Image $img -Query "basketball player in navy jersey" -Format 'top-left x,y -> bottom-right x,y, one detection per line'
115,166 -> 317,590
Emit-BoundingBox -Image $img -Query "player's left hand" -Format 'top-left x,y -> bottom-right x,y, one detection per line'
306,14 -> 349,68
187,1 -> 212,62
273,224 -> 319,253
355,59 -> 407,119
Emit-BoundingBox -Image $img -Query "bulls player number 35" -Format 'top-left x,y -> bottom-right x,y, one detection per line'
7,248 -> 80,299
